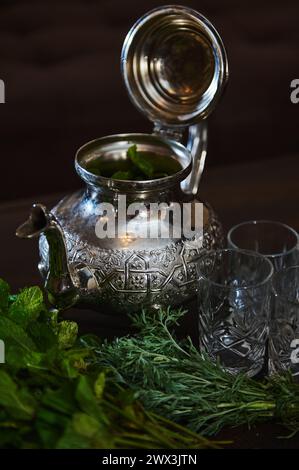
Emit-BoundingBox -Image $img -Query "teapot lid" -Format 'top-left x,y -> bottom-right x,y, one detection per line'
121,5 -> 228,128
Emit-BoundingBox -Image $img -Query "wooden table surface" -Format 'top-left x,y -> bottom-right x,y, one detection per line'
1,154 -> 299,449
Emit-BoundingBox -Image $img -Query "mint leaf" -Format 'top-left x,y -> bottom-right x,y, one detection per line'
35,417 -> 64,449
41,384 -> 77,416
0,315 -> 37,352
111,170 -> 134,180
75,376 -> 109,424
0,279 -> 10,313
27,322 -> 57,352
94,372 -> 106,401
72,412 -> 101,438
56,421 -> 92,449
9,287 -> 44,326
128,145 -> 155,178
57,321 -> 78,349
0,371 -> 35,420
56,413 -> 111,449
57,347 -> 91,379
127,144 -> 138,160
6,346 -> 44,370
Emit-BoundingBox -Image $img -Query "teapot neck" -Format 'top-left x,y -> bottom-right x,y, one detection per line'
85,181 -> 187,204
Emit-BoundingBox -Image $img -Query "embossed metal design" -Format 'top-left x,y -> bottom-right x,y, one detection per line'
36,196 -> 223,313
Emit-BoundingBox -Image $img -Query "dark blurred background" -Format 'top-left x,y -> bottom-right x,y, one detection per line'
0,0 -> 298,202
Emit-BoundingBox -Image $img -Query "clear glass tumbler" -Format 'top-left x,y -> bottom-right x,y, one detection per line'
197,249 -> 274,377
227,220 -> 298,271
269,266 -> 299,377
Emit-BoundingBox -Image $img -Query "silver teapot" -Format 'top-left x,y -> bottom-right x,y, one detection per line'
17,6 -> 228,314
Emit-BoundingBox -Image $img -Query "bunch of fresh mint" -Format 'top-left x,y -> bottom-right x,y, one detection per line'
0,279 -> 217,449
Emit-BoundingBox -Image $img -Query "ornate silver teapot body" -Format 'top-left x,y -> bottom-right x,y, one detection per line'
17,6 -> 228,314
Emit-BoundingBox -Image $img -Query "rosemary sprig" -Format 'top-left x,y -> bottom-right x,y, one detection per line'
92,308 -> 299,436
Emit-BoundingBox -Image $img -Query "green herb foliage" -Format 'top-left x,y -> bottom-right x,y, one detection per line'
86,145 -> 182,181
127,145 -> 155,178
95,308 -> 299,436
0,279 -> 218,449
2,278 -> 298,447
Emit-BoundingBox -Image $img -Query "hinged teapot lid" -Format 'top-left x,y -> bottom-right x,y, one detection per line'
121,5 -> 228,129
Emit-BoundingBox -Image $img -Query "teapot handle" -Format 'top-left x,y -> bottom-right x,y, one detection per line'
183,121 -> 208,195
153,121 -> 208,195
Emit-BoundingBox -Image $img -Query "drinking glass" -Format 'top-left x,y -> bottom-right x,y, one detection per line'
197,249 -> 274,377
269,266 -> 299,377
227,220 -> 298,271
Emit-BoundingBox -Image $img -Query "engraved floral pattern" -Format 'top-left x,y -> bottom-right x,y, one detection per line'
39,204 -> 223,313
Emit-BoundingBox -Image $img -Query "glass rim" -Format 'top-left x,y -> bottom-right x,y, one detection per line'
273,265 -> 299,306
197,248 -> 274,290
227,220 -> 299,258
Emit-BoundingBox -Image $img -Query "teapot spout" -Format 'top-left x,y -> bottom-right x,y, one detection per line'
16,204 -> 78,310
16,203 -> 53,239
